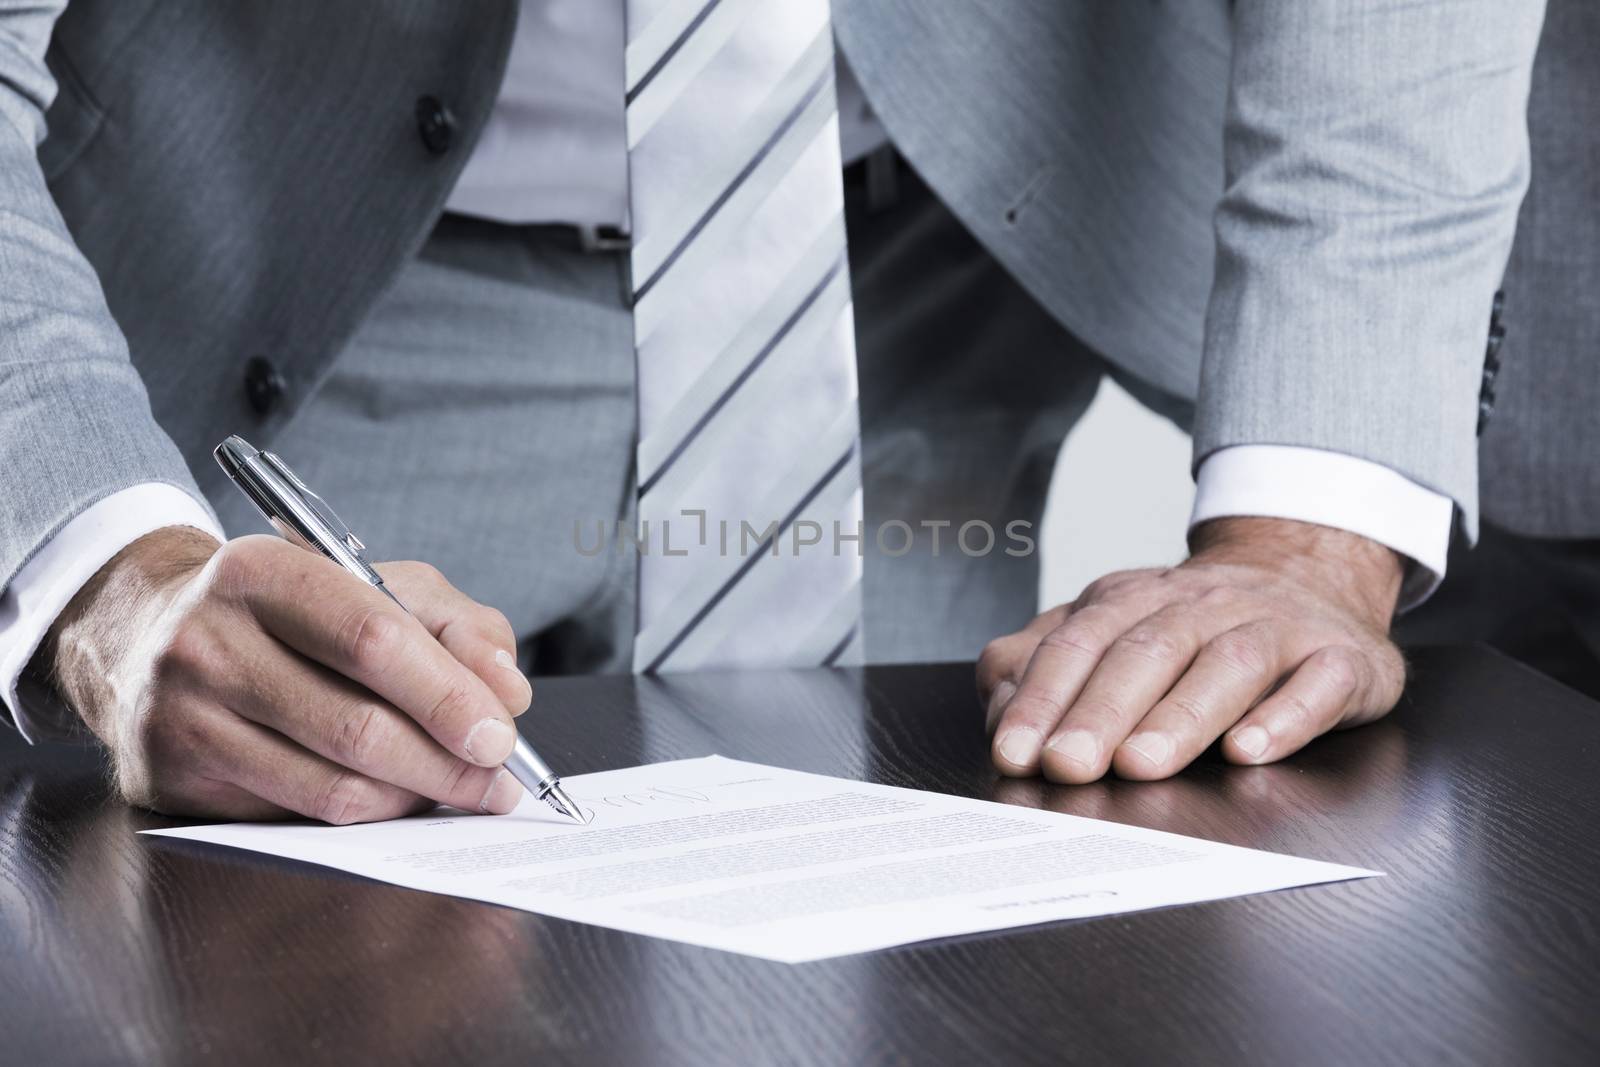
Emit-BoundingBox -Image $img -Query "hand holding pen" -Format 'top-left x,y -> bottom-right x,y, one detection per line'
40,438 -> 577,824
215,436 -> 583,822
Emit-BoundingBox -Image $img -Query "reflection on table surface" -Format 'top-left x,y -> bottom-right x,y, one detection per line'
1,647 -> 1596,1066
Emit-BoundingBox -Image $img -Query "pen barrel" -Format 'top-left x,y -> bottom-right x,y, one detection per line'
214,436 -> 572,804
504,735 -> 557,796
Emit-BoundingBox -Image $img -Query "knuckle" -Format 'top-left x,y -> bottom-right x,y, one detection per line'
205,540 -> 249,591
152,621 -> 212,685
1194,585 -> 1243,615
1001,690 -> 1063,727
1081,570 -> 1149,605
332,703 -> 392,768
1316,646 -> 1364,695
1078,576 -> 1118,604
207,536 -> 272,599
1113,626 -> 1186,667
1163,692 -> 1210,732
1209,629 -> 1272,679
1141,569 -> 1179,596
1065,696 -> 1123,730
340,607 -> 401,674
424,679 -> 479,730
478,606 -> 516,646
134,705 -> 206,775
1038,624 -> 1105,660
313,771 -> 375,825
977,640 -> 1024,707
977,635 -> 1023,679
120,703 -> 226,814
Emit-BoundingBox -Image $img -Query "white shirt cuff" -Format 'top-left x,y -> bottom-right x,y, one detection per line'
1190,445 -> 1454,612
0,484 -> 224,743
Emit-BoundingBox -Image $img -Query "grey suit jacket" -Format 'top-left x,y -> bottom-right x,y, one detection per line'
837,0 -> 1568,542
0,0 -> 1586,603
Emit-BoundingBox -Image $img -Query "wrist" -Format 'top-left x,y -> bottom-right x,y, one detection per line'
1188,516 -> 1404,626
36,526 -> 221,739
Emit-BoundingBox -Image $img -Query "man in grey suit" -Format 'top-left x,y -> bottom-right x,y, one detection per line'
0,1 -> 1588,822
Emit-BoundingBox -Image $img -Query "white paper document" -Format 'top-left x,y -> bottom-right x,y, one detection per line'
143,756 -> 1379,963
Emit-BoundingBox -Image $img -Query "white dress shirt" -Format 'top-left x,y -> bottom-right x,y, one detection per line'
1191,446 -> 1452,609
443,0 -> 629,226
0,3 -> 1455,737
0,486 -> 223,741
444,0 -> 887,226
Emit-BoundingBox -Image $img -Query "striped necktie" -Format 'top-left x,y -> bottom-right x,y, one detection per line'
624,0 -> 865,673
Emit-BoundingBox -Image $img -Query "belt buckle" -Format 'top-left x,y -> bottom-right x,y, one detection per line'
578,224 -> 633,253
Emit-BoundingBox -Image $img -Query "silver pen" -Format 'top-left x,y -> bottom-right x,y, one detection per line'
214,435 -> 584,823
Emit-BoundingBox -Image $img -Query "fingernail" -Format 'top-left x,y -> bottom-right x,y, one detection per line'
495,648 -> 520,672
1231,725 -> 1269,761
1122,731 -> 1174,768
464,718 -> 516,765
1045,729 -> 1099,772
477,769 -> 525,815
997,727 -> 1044,768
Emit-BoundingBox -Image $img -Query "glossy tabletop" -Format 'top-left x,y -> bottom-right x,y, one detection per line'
1,645 -> 1597,1065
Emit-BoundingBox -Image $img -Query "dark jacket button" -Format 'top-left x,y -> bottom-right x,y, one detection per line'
244,356 -> 287,415
415,95 -> 456,155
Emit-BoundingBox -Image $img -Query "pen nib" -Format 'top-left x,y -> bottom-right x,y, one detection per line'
542,782 -> 586,824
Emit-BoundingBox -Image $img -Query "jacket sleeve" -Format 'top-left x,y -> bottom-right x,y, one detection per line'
1193,0 -> 1548,543
0,0 -> 212,594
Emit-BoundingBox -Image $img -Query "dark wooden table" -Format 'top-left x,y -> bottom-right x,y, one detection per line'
2,645 -> 1597,1066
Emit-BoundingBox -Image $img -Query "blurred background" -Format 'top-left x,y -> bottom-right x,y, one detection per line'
1039,377 -> 1193,608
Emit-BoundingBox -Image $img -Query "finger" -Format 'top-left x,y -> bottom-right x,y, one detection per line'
209,712 -> 431,825
1021,603 -> 1075,637
978,645 -> 1023,736
224,641 -> 525,815
138,777 -> 294,822
1222,645 -> 1394,765
977,605 -> 1073,733
1041,604 -> 1218,784
223,543 -> 519,768
990,599 -> 1151,777
118,681 -> 297,821
1112,621 -> 1287,780
377,561 -> 532,717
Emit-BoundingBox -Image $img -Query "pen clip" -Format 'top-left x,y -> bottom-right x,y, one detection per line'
258,450 -> 370,562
